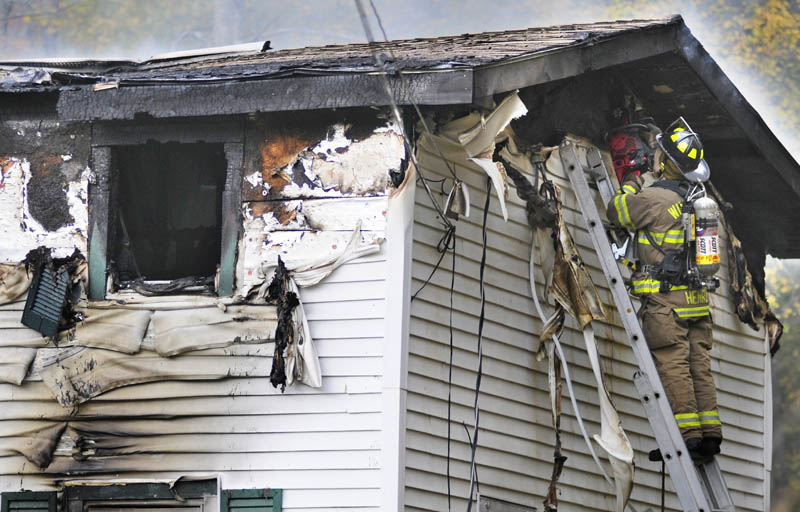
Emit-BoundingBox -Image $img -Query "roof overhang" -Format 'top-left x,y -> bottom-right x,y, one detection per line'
51,20 -> 682,121
3,16 -> 798,256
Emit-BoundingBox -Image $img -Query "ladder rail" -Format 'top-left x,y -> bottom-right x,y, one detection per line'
559,141 -> 733,512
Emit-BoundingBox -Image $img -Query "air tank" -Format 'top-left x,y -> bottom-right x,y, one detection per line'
694,196 -> 720,276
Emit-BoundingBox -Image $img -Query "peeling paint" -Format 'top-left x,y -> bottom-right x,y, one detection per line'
0,158 -> 88,261
311,129 -> 402,195
246,201 -> 301,229
240,227 -> 384,291
312,124 -> 351,163
244,170 -> 264,189
244,121 -> 404,200
0,157 -> 13,188
244,197 -> 387,233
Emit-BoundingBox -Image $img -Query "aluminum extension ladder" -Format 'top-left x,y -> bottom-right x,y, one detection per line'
559,141 -> 735,512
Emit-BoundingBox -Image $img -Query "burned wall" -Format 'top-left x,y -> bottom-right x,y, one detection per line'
0,120 -> 91,261
237,108 -> 403,295
0,106 -> 401,504
513,66 -> 772,294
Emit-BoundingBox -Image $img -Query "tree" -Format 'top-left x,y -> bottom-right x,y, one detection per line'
766,258 -> 800,512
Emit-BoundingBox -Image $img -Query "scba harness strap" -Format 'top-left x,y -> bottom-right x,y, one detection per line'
636,181 -> 695,296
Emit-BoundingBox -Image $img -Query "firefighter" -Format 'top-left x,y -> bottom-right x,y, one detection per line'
606,118 -> 722,460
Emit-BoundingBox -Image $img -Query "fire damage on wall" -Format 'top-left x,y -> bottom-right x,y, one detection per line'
0,106 -> 401,475
0,15 -> 796,511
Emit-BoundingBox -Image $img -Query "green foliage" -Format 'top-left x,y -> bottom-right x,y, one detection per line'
766,257 -> 800,511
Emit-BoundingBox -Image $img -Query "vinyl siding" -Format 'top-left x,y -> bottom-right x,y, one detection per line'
0,251 -> 386,511
0,113 -> 401,511
405,142 -> 768,511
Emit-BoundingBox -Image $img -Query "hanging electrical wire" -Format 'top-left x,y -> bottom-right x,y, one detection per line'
466,178 -> 491,512
366,0 -> 459,183
411,223 -> 455,301
352,5 -> 489,511
446,229 -> 457,510
352,0 -> 454,232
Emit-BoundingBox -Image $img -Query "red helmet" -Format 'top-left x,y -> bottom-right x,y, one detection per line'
608,124 -> 651,183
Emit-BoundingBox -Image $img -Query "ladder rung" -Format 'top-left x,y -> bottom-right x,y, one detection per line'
560,141 -> 735,512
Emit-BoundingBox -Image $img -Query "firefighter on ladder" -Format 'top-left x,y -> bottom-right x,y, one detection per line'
606,118 -> 723,461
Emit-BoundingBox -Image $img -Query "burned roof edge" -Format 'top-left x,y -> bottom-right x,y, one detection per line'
472,16 -> 681,98
50,18 -> 686,122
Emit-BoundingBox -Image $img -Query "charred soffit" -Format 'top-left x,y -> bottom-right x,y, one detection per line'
618,52 -> 800,259
510,62 -> 786,293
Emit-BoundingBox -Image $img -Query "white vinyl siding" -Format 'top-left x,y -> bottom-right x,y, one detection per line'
0,250 -> 387,512
406,143 -> 767,511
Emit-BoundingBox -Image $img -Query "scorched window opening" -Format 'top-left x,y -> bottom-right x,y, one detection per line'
110,141 -> 227,285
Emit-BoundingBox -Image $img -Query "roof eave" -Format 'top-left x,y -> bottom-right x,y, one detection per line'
472,17 -> 681,99
52,18 -> 684,121
54,67 -> 474,120
672,23 -> 800,201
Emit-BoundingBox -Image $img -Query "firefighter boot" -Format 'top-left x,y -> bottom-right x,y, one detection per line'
699,436 -> 722,458
648,437 -> 701,462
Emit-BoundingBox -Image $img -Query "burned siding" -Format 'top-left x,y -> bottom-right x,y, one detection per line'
0,121 -> 90,260
0,110 -> 401,511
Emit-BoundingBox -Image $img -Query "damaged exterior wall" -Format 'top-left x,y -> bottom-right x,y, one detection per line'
0,111 -> 400,511
406,132 -> 768,511
0,121 -> 90,260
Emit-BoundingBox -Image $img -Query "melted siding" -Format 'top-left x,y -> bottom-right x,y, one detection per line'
0,251 -> 387,512
406,143 -> 767,511
0,117 -> 402,511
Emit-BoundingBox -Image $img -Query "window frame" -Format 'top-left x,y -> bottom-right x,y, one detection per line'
88,119 -> 244,299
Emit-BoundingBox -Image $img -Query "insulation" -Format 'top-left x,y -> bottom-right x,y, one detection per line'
545,149 -> 608,329
436,93 -> 528,222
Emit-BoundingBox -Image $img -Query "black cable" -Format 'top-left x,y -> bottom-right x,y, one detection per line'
466,179 -> 491,512
367,0 -> 458,182
461,421 -> 480,493
352,0 -> 454,230
411,224 -> 455,301
446,229 -> 457,510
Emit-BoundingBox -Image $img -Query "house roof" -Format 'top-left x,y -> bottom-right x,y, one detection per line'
0,17 -> 673,84
1,15 -> 798,258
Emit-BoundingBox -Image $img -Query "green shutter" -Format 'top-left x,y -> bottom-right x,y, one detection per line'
221,489 -> 281,512
1,492 -> 57,512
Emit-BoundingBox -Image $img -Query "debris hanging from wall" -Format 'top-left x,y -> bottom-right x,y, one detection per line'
418,92 -> 528,223
711,182 -> 784,355
504,136 -> 635,511
265,257 -> 297,391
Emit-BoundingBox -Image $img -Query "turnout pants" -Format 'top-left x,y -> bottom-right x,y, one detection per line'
640,300 -> 722,442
